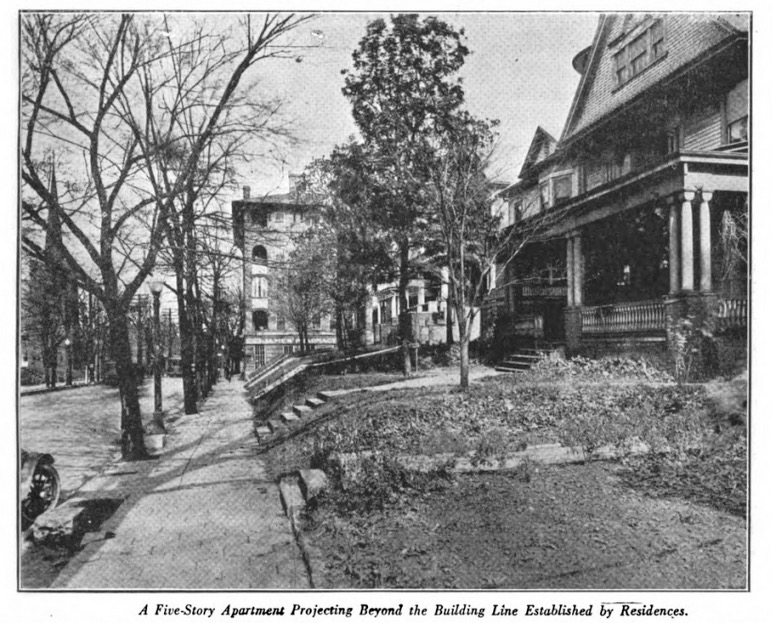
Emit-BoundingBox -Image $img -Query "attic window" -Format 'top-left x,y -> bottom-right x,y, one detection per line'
613,20 -> 666,87
725,79 -> 748,144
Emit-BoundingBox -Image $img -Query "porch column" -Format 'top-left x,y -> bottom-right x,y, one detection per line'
417,282 -> 426,307
699,191 -> 713,292
390,294 -> 398,324
566,236 -> 575,306
573,233 -> 584,307
680,191 -> 696,291
667,195 -> 681,295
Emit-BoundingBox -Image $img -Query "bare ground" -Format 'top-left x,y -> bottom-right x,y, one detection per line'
304,462 -> 746,590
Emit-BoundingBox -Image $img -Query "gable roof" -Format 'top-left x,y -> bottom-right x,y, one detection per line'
518,126 -> 557,179
560,13 -> 749,144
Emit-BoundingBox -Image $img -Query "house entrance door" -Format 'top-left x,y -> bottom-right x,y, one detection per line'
542,300 -> 565,342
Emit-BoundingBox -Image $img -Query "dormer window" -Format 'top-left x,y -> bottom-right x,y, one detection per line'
613,19 -> 666,87
553,174 -> 573,203
725,79 -> 748,144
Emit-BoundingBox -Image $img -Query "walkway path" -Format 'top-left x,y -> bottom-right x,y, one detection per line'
50,381 -> 308,589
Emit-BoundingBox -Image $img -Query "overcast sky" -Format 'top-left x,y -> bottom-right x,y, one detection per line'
243,12 -> 600,195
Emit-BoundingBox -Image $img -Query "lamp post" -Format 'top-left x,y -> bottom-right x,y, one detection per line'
148,275 -> 165,431
64,337 -> 73,386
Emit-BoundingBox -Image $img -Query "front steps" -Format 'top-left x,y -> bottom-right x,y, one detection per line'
496,345 -> 563,373
255,391 -> 331,443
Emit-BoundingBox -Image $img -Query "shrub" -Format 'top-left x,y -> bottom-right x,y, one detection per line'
523,354 -> 673,383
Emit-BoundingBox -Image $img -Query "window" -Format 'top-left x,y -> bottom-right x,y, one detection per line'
276,316 -> 286,331
613,20 -> 666,87
311,316 -> 321,330
650,20 -> 665,59
272,211 -> 285,224
255,344 -> 266,367
666,128 -> 680,154
251,209 -> 267,227
283,345 -> 295,355
508,200 -> 521,225
251,276 -> 268,298
553,174 -> 572,202
539,182 -> 550,210
726,79 -> 748,144
252,245 -> 267,264
252,311 -> 268,331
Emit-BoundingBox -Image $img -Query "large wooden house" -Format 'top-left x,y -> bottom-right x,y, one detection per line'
486,13 -> 748,374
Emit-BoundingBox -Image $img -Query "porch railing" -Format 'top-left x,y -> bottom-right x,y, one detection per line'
520,284 -> 568,298
512,315 -> 544,336
716,298 -> 747,331
581,299 -> 666,334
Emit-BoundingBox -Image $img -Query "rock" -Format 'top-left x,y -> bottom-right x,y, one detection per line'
30,505 -> 88,547
297,469 -> 328,503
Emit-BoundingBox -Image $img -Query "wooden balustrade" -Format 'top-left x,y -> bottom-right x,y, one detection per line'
512,315 -> 544,336
581,299 -> 665,334
520,284 -> 568,298
716,298 -> 747,331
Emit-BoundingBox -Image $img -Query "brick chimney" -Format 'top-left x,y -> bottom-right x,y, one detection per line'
242,185 -> 251,200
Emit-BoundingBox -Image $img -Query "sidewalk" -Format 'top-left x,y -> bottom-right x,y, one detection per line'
50,381 -> 309,589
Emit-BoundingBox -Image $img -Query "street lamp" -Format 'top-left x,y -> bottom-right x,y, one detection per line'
147,275 -> 166,431
64,337 -> 73,386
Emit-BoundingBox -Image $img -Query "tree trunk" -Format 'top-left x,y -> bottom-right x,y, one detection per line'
446,286 -> 455,345
455,305 -> 471,390
398,242 -> 412,377
175,271 -> 198,415
106,304 -> 147,459
459,335 -> 470,390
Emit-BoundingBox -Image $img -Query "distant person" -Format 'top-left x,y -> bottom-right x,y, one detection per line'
224,362 -> 232,382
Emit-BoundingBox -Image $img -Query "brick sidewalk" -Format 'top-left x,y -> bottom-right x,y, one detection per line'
50,381 -> 309,589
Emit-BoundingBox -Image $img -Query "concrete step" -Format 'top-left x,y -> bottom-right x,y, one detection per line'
292,404 -> 313,418
305,397 -> 326,409
267,419 -> 288,435
495,366 -> 527,373
254,424 -> 272,443
281,412 -> 301,425
506,353 -> 541,361
498,361 -> 532,370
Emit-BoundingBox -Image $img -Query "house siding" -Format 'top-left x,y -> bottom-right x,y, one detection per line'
566,14 -> 745,140
683,103 -> 723,151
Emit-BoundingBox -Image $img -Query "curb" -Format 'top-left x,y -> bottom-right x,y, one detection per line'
20,382 -> 90,397
278,470 -> 330,589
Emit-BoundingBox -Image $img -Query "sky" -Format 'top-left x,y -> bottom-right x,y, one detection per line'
242,12 -> 600,195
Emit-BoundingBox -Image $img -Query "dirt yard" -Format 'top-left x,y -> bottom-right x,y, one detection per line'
304,462 -> 746,589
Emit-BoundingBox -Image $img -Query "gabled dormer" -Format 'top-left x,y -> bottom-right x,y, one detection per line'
519,126 -> 557,181
561,13 -> 749,146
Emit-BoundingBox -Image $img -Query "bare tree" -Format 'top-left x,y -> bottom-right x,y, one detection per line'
424,115 -> 553,389
124,13 -> 309,413
21,13 -> 310,457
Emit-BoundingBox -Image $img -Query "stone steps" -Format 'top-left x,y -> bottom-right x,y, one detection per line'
496,348 -> 557,373
255,392 -> 329,443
